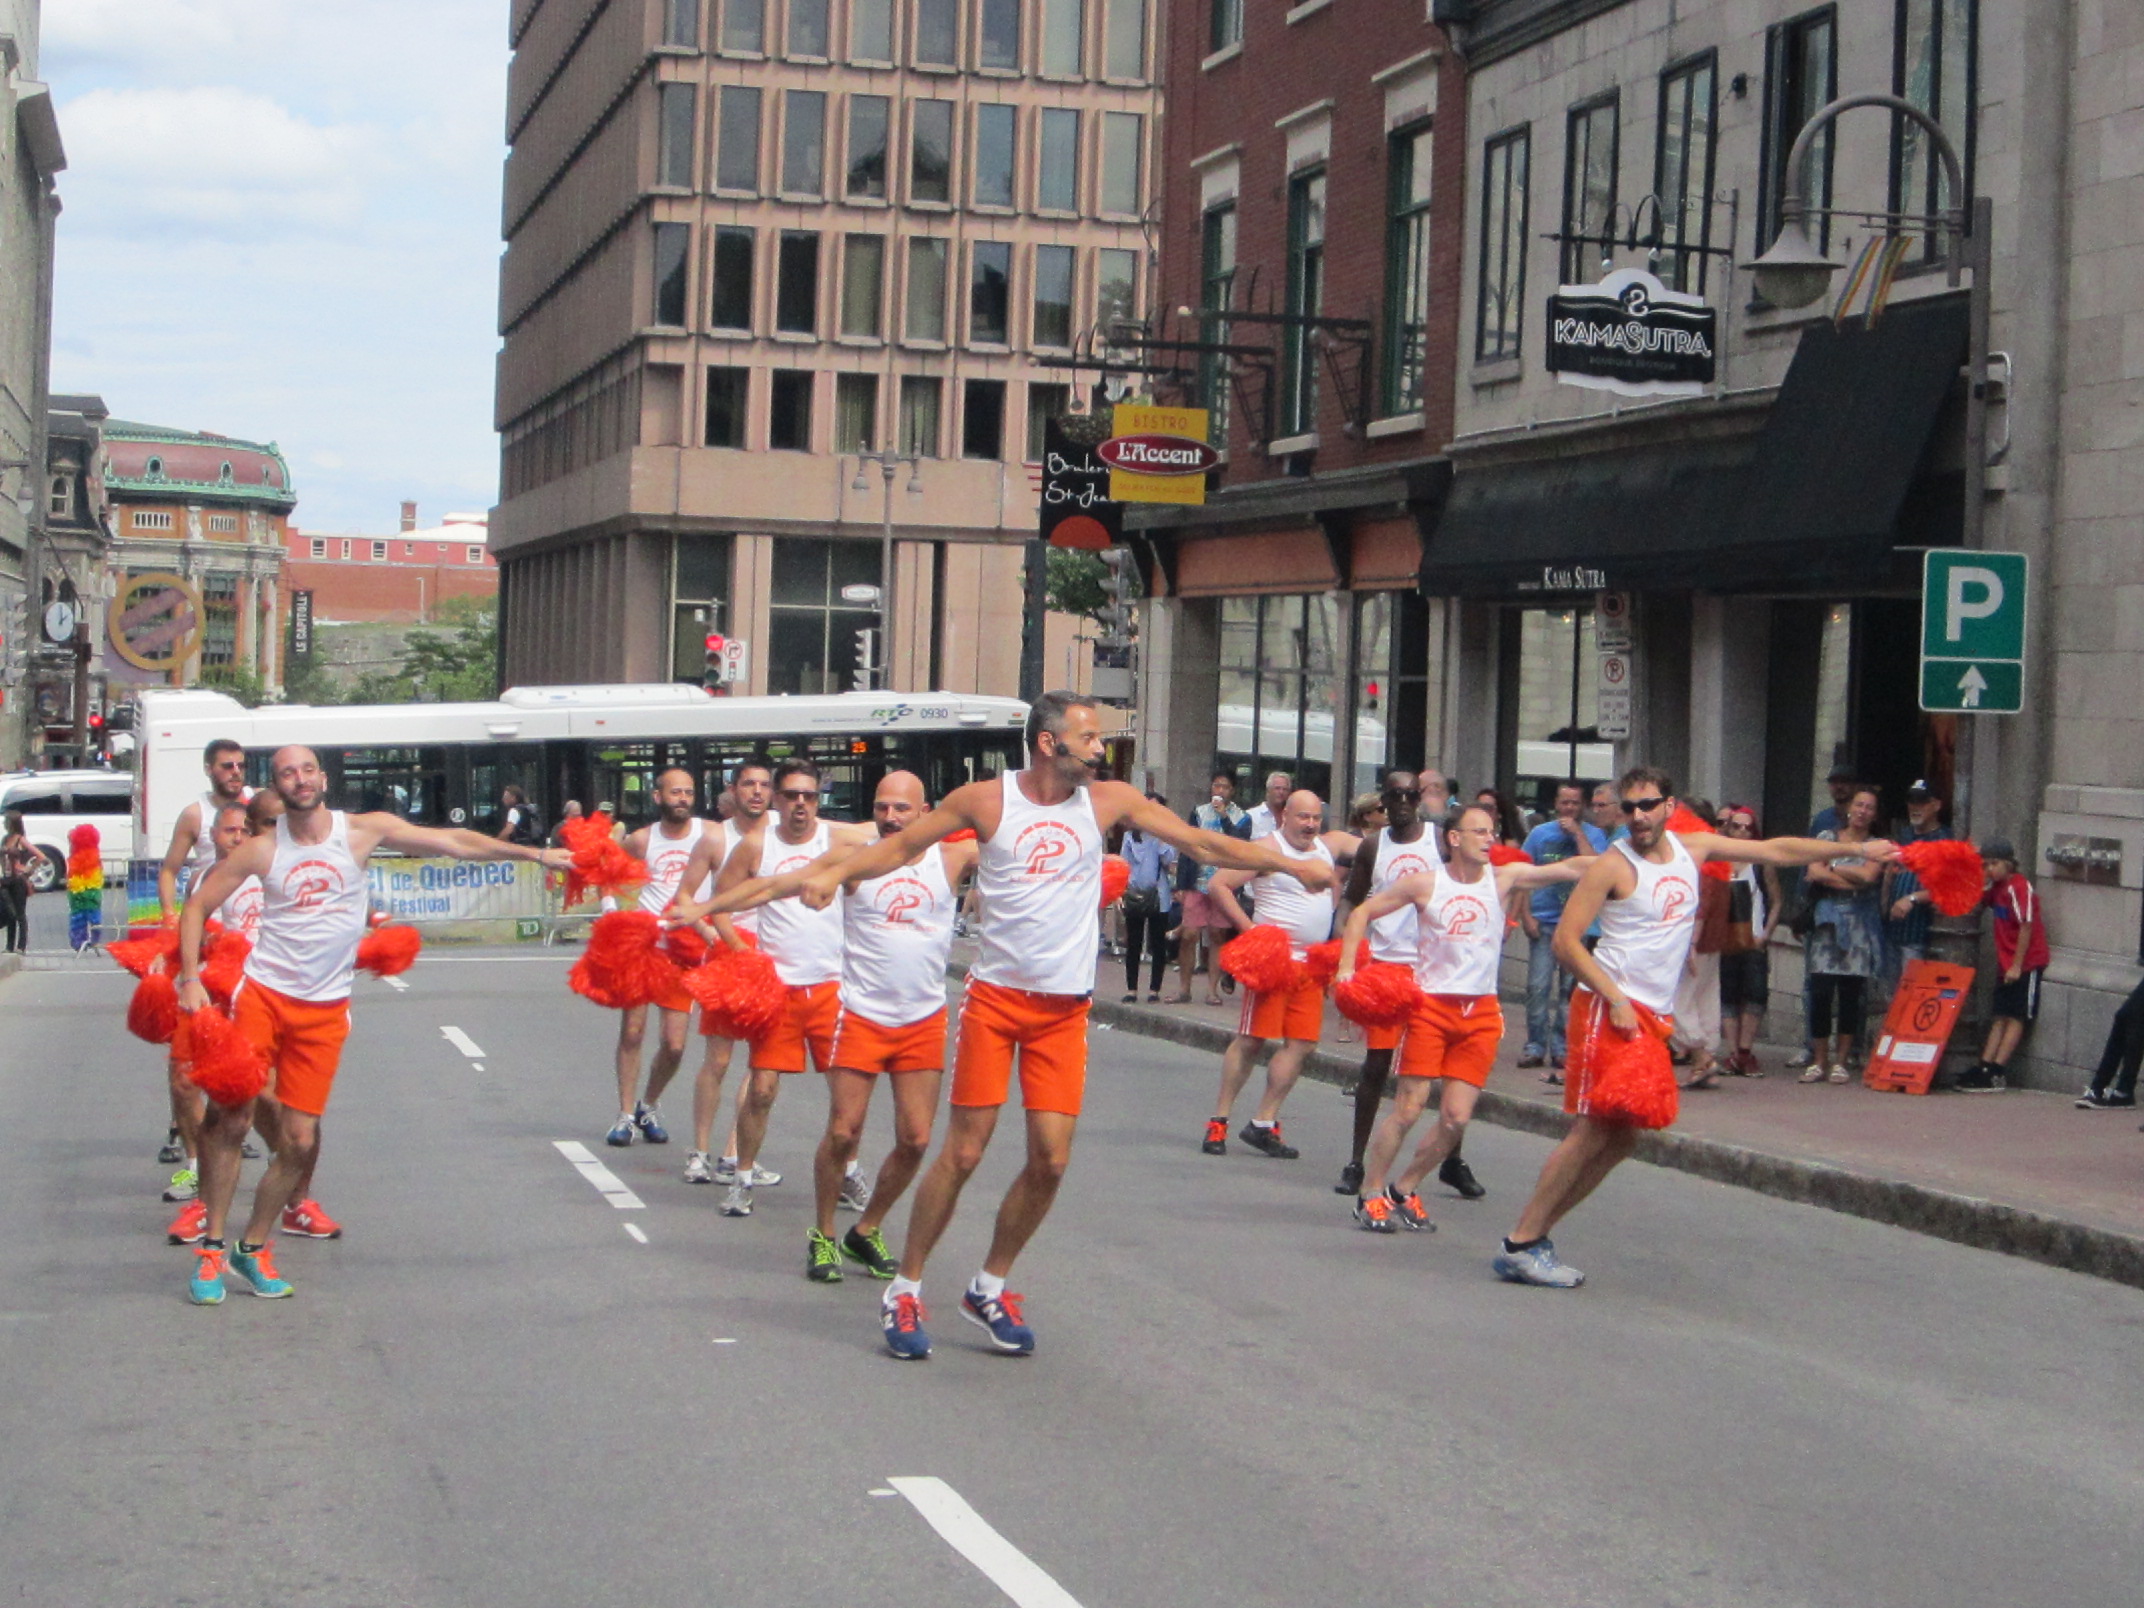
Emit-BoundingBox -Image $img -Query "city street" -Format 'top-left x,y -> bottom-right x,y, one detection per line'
3,950 -> 2142,1607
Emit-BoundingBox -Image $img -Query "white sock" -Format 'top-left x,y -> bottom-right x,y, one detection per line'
886,1275 -> 922,1305
969,1269 -> 1005,1301
687,1149 -> 707,1163
719,1154 -> 738,1167
1249,1118 -> 1275,1131
844,1159 -> 862,1178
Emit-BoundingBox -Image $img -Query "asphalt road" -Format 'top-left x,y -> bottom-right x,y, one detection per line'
3,949 -> 2142,1608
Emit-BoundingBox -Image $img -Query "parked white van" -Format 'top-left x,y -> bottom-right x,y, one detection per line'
0,771 -> 137,892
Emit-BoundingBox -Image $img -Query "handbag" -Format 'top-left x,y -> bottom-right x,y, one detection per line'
1121,881 -> 1160,917
1721,876 -> 1762,954
1776,873 -> 1817,940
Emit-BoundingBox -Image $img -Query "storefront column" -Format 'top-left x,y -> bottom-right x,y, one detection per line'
1631,595 -> 1692,785
1687,595 -> 1770,807
1443,600 -> 1499,796
1140,595 -> 1221,807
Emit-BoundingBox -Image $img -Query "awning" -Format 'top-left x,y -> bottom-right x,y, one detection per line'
1421,293 -> 1968,596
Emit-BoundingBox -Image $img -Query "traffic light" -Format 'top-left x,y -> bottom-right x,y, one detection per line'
851,626 -> 877,691
87,710 -> 106,751
1097,549 -> 1136,649
703,631 -> 726,689
0,591 -> 26,685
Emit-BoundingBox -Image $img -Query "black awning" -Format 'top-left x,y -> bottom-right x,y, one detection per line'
1421,293 -> 1968,596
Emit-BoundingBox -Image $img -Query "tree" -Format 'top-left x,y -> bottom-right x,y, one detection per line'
401,595 -> 498,702
199,664 -> 268,707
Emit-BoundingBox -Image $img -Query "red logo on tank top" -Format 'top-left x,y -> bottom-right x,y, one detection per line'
649,848 -> 690,884
773,854 -> 816,877
1441,894 -> 1491,940
1655,876 -> 1695,924
283,859 -> 346,911
1386,853 -> 1432,883
1012,821 -> 1081,879
873,875 -> 930,924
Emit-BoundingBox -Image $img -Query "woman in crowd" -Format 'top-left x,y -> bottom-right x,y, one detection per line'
1802,785 -> 1885,1082
1119,795 -> 1179,1004
1715,804 -> 1780,1076
1475,788 -> 1527,848
0,811 -> 34,954
1671,799 -> 1727,1086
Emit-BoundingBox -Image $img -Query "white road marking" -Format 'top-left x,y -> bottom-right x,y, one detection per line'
383,976 -> 410,991
623,1223 -> 648,1244
440,1026 -> 485,1059
887,1477 -> 1084,1608
551,1140 -> 647,1209
868,1487 -> 897,1497
711,1337 -> 738,1345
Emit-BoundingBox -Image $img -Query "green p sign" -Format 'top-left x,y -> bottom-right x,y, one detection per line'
1920,550 -> 2026,714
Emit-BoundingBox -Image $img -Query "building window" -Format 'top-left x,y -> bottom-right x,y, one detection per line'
1025,381 -> 1069,460
658,83 -> 698,187
132,509 -> 175,532
835,372 -> 881,451
716,85 -> 762,191
770,370 -> 815,449
1216,592 -> 1344,798
1038,108 -> 1079,211
208,513 -> 239,533
970,240 -> 1012,343
201,576 -> 239,669
1209,0 -> 1240,54
1561,93 -> 1617,283
783,89 -> 827,194
776,230 -> 821,332
711,226 -> 756,329
339,539 -> 351,559
1282,168 -> 1325,434
1096,245 -> 1137,331
915,0 -> 958,65
706,366 -> 750,446
847,94 -> 891,198
466,545 -> 486,565
962,378 -> 1006,458
402,542 -> 413,557
722,0 -> 766,50
1199,203 -> 1235,431
1383,124 -> 1433,415
47,474 -> 70,516
788,0 -> 831,55
900,375 -> 943,454
665,0 -> 701,46
653,221 -> 691,326
906,237 -> 949,339
911,100 -> 954,201
768,538 -> 881,694
978,0 -> 1020,69
1475,126 -> 1529,362
1032,243 -> 1075,348
851,0 -> 894,60
671,533 -> 734,682
1042,0 -> 1083,75
372,541 -> 389,561
1761,7 -> 1837,251
309,538 -> 326,558
841,233 -> 886,336
1099,112 -> 1141,215
1892,0 -> 1975,261
1104,0 -> 1143,76
972,103 -> 1016,207
1655,53 -> 1718,294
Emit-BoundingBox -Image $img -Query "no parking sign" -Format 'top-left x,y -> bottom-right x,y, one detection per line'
1865,960 -> 1977,1094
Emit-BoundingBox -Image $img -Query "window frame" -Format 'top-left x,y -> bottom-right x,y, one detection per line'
721,0 -> 767,52
775,229 -> 823,334
849,0 -> 896,61
914,0 -> 959,66
1653,51 -> 1719,295
1381,122 -> 1433,416
1282,167 -> 1326,435
1098,111 -> 1142,217
1559,91 -> 1618,285
1032,242 -> 1076,349
715,84 -> 764,193
971,102 -> 1018,209
657,81 -> 699,188
652,219 -> 693,328
969,239 -> 1013,346
1474,125 -> 1529,364
786,0 -> 832,57
1041,0 -> 1085,77
710,224 -> 757,331
1037,107 -> 1081,213
1199,202 -> 1236,431
1758,5 -> 1839,254
781,87 -> 829,197
899,374 -> 944,455
706,366 -> 751,447
905,236 -> 950,341
846,93 -> 892,199
977,0 -> 1022,71
840,232 -> 888,338
834,370 -> 882,452
909,98 -> 956,203
962,377 -> 1007,459
1888,0 -> 1977,264
1208,0 -> 1241,55
768,369 -> 817,450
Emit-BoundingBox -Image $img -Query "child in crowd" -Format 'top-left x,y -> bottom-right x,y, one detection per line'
1961,836 -> 2049,1092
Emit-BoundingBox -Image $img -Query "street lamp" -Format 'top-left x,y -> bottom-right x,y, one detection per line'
849,444 -> 922,690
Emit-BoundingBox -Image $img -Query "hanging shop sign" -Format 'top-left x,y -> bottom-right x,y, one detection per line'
1103,404 -> 1213,507
289,588 -> 315,659
1546,268 -> 1716,398
1041,416 -> 1122,551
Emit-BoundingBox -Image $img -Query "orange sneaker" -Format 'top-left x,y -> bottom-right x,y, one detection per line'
280,1199 -> 342,1239
166,1199 -> 208,1245
1200,1117 -> 1228,1155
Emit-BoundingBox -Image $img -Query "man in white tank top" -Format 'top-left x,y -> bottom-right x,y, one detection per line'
176,744 -> 567,1306
1493,765 -> 1895,1289
1337,803 -> 1591,1233
775,691 -> 1335,1360
1201,791 -> 1359,1161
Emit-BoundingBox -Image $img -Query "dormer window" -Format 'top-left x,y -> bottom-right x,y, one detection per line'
145,456 -> 163,476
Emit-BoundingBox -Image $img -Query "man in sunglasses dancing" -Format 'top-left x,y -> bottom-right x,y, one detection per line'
1493,767 -> 1894,1288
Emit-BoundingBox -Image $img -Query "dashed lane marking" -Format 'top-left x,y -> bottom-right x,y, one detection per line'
383,976 -> 409,991
886,1477 -> 1085,1608
551,1139 -> 647,1209
623,1223 -> 648,1244
440,1026 -> 485,1059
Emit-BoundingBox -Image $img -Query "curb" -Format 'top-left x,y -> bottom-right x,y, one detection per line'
1084,993 -> 2144,1293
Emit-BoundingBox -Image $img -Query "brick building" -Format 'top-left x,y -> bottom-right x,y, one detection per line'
285,501 -> 498,624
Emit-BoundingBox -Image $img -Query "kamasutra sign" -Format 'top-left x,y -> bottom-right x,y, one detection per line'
1546,268 -> 1716,398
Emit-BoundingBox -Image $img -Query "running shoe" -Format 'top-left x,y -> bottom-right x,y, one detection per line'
188,1244 -> 227,1306
882,1294 -> 932,1360
806,1229 -> 844,1283
229,1241 -> 293,1298
1200,1118 -> 1228,1156
166,1199 -> 208,1245
683,1151 -> 714,1184
842,1225 -> 898,1278
280,1199 -> 342,1239
162,1167 -> 199,1203
1515,1051 -> 1546,1069
605,1115 -> 636,1147
838,1166 -> 873,1212
1333,1160 -> 1365,1196
712,1155 -> 740,1184
2076,1089 -> 2137,1110
745,1164 -> 783,1187
720,1179 -> 753,1217
1353,1194 -> 1396,1233
1492,1239 -> 1585,1288
158,1130 -> 184,1165
1238,1121 -> 1299,1160
1387,1188 -> 1433,1232
634,1103 -> 669,1144
1439,1155 -> 1486,1200
240,1139 -> 262,1160
960,1287 -> 1035,1354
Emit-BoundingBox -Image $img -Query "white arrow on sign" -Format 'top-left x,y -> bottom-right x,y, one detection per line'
1958,666 -> 1988,708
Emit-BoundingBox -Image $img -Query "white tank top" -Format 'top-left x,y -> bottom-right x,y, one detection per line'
974,771 -> 1104,995
186,787 -> 253,879
1248,836 -> 1336,959
217,875 -> 265,944
245,812 -> 370,1002
700,818 -> 758,933
636,818 -> 709,914
1413,861 -> 1504,997
1593,835 -> 1702,1013
842,844 -> 956,1026
1367,827 -> 1439,964
754,820 -> 843,985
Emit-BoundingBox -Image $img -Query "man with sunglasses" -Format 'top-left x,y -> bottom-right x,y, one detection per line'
1493,767 -> 1894,1288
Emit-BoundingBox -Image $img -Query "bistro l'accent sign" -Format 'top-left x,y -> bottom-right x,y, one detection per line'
1546,268 -> 1716,398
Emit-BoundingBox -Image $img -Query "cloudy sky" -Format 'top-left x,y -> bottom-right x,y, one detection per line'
41,0 -> 509,534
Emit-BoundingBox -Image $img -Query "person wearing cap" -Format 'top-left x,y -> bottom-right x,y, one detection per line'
1881,781 -> 1954,997
1809,767 -> 1860,836
1959,837 -> 2049,1093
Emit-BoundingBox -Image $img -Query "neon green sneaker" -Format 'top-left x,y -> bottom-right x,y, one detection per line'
840,1224 -> 898,1278
806,1228 -> 844,1284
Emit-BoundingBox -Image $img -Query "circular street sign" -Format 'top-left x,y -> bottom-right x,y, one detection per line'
107,571 -> 203,673
43,600 -> 76,643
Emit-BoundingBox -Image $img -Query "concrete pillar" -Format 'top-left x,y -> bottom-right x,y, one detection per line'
1143,595 -> 1221,809
1443,599 -> 1498,796
1687,595 -> 1770,807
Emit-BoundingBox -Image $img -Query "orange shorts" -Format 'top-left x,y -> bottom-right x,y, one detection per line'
1238,971 -> 1326,1043
829,1006 -> 949,1074
647,970 -> 694,1017
1364,954 -> 1413,1050
231,979 -> 352,1118
752,979 -> 843,1073
950,979 -> 1090,1115
1563,987 -> 1680,1127
1394,995 -> 1504,1087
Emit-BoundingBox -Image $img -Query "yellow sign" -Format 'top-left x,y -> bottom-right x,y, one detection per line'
1105,404 -> 1213,506
108,571 -> 203,674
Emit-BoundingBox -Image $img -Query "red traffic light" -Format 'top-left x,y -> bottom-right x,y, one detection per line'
88,711 -> 106,731
704,632 -> 727,656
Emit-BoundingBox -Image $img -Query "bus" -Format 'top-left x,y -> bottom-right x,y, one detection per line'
131,685 -> 1029,847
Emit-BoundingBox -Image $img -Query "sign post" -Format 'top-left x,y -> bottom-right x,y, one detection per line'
1919,550 -> 2026,714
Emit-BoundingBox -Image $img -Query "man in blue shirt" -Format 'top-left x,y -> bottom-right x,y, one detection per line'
1518,782 -> 1609,1070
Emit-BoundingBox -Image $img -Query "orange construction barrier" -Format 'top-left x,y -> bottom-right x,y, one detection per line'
1864,960 -> 1976,1095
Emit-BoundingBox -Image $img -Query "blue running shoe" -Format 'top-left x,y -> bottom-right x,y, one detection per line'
882,1293 -> 932,1360
189,1244 -> 227,1306
605,1115 -> 635,1147
634,1103 -> 669,1144
229,1242 -> 294,1299
1492,1238 -> 1584,1288
960,1287 -> 1035,1354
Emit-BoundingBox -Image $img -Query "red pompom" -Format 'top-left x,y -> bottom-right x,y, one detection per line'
1488,843 -> 1531,866
568,910 -> 674,1009
68,822 -> 100,852
185,1008 -> 270,1108
200,934 -> 251,1008
664,926 -> 711,970
1334,963 -> 1423,1029
943,828 -> 977,843
1098,854 -> 1131,909
1899,838 -> 1985,917
109,926 -> 181,978
127,971 -> 181,1045
1301,938 -> 1343,986
685,945 -> 788,1040
1579,1004 -> 1680,1128
560,812 -> 646,906
356,924 -> 423,977
1220,925 -> 1301,995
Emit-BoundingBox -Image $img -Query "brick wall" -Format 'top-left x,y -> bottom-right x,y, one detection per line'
283,559 -> 499,624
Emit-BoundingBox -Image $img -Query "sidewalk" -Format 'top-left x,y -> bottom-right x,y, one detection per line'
1077,959 -> 2144,1290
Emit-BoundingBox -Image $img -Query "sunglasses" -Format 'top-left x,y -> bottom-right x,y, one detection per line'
1619,796 -> 1668,814
778,788 -> 820,802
